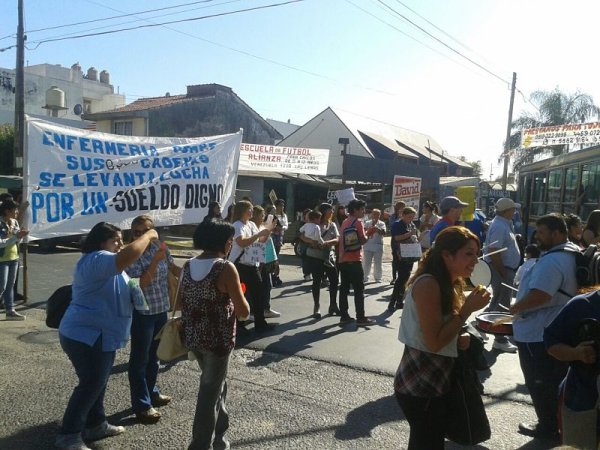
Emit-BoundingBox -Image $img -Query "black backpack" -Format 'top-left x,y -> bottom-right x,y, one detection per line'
46,285 -> 72,329
545,244 -> 600,291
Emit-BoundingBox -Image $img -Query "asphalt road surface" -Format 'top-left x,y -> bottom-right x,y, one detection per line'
0,244 -> 552,449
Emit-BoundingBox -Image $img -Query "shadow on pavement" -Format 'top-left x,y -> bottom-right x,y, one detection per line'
241,320 -> 354,367
335,395 -> 403,440
0,421 -> 59,450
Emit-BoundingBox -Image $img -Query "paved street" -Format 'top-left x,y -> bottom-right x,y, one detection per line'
0,243 -> 552,449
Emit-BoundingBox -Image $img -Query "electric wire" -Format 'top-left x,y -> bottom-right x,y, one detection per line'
25,1 -> 306,47
375,0 -> 510,86
23,0 -> 245,45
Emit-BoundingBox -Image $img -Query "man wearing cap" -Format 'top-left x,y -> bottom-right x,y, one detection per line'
429,196 -> 468,244
483,197 -> 522,353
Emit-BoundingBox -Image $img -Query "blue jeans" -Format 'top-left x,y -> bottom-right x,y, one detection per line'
516,341 -> 568,433
0,259 -> 18,312
59,334 -> 116,434
189,350 -> 231,450
128,310 -> 167,412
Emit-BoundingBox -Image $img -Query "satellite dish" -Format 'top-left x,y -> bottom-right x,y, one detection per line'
73,104 -> 83,115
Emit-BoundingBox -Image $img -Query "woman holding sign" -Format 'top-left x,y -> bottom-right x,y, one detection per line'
125,215 -> 182,424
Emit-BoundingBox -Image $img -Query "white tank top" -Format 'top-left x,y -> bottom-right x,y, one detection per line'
398,274 -> 458,358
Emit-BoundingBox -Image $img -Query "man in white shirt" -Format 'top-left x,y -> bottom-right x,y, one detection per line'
363,209 -> 386,283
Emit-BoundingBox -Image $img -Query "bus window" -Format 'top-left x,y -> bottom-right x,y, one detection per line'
563,166 -> 579,213
580,162 -> 600,219
531,173 -> 545,216
546,169 -> 562,213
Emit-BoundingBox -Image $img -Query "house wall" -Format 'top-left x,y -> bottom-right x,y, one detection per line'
278,108 -> 372,177
145,90 -> 277,144
0,64 -> 125,123
94,117 -> 147,135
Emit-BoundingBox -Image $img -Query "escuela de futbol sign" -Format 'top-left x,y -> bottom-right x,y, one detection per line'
24,117 -> 241,241
521,121 -> 600,148
238,143 -> 329,175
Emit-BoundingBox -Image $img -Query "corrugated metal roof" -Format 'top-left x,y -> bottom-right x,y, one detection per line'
330,109 -> 416,159
359,131 -> 418,160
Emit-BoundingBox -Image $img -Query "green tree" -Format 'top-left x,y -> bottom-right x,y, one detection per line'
458,156 -> 483,177
0,125 -> 14,175
510,88 -> 600,169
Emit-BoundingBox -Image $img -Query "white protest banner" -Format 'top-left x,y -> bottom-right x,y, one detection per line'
335,187 -> 356,206
238,143 -> 329,175
24,117 -> 241,240
392,176 -> 421,209
521,121 -> 600,148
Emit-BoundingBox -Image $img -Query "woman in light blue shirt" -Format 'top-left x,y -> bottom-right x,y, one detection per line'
56,222 -> 158,450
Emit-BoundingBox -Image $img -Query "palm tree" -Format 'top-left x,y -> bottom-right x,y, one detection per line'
510,88 -> 600,169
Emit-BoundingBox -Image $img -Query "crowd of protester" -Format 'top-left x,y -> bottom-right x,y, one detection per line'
3,190 -> 600,449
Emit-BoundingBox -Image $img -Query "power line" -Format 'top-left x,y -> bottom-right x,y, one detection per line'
345,0 -> 498,83
0,0 -> 219,39
26,1 -> 306,47
391,0 -> 510,76
24,0 -> 400,97
22,0 -> 245,45
375,0 -> 510,86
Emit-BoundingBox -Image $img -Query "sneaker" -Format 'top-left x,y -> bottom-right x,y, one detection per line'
492,340 -> 517,353
304,274 -> 312,281
6,311 -> 25,321
264,309 -> 281,318
84,421 -> 126,440
339,315 -> 355,324
356,317 -> 376,326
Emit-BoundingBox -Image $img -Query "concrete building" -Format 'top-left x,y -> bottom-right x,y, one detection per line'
84,83 -> 282,145
0,62 -> 125,127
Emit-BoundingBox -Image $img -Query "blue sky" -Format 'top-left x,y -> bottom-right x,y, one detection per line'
2,0 -> 600,180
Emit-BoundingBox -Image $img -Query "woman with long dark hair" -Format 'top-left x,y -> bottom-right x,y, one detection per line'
56,222 -> 158,450
394,226 -> 490,449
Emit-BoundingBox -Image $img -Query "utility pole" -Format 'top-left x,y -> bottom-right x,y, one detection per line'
13,0 -> 25,175
14,0 -> 28,302
339,137 -> 349,185
502,72 -> 517,190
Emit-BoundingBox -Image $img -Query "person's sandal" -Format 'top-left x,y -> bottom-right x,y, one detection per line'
136,407 -> 161,424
